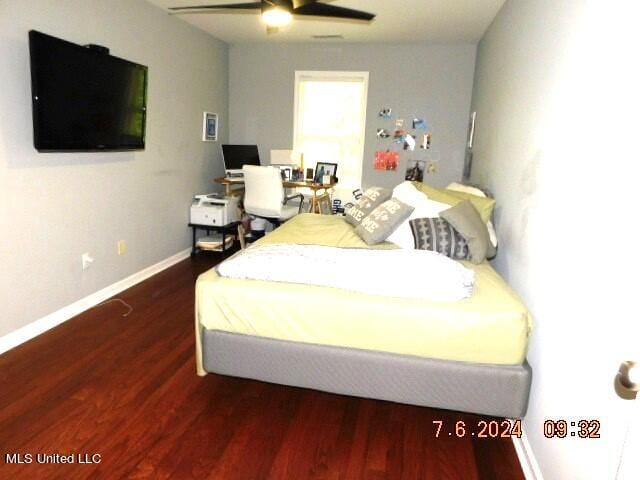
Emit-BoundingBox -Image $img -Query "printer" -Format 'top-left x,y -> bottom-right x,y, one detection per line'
190,194 -> 240,226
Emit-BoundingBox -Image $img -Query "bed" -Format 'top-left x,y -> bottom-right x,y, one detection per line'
195,214 -> 533,418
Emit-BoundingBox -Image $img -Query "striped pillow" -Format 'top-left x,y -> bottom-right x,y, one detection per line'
409,217 -> 470,260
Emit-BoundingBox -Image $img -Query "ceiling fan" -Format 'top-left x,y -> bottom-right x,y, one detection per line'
169,0 -> 376,34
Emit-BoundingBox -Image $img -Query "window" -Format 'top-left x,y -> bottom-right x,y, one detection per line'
293,71 -> 369,190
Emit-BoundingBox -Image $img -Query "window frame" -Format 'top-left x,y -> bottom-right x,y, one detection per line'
293,70 -> 369,189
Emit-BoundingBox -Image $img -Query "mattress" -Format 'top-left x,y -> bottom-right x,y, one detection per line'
195,214 -> 532,374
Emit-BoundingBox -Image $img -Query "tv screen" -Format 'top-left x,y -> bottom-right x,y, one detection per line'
221,145 -> 261,170
29,30 -> 148,152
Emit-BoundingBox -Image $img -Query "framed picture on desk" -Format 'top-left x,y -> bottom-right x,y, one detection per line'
273,165 -> 292,180
314,162 -> 338,183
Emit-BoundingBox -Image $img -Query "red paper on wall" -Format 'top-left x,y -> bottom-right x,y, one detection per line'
374,151 -> 400,171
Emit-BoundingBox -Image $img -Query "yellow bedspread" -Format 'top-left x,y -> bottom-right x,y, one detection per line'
195,214 -> 532,375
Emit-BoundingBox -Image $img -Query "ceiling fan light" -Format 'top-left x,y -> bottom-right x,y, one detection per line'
262,7 -> 292,28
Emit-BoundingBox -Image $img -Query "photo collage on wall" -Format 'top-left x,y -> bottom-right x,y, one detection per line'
374,107 -> 435,178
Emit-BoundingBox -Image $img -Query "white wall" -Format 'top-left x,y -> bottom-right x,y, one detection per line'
0,0 -> 228,337
471,1 -> 640,478
229,43 -> 476,191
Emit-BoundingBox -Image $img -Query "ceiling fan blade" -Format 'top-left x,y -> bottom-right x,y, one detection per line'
169,3 -> 263,12
293,3 -> 375,21
291,0 -> 316,9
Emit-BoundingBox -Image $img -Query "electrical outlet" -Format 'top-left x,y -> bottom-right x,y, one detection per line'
117,240 -> 127,256
82,253 -> 94,270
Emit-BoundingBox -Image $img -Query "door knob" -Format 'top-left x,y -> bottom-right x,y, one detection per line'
615,361 -> 639,400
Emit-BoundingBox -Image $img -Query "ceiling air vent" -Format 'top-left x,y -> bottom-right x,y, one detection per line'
311,35 -> 344,40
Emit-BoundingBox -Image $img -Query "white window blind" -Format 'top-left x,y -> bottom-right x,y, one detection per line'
293,71 -> 369,190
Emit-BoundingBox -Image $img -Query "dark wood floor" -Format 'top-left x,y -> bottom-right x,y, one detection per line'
0,251 -> 525,480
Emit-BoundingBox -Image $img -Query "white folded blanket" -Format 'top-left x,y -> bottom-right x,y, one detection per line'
217,244 -> 475,301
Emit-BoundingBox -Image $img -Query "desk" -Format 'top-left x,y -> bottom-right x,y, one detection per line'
214,177 -> 337,214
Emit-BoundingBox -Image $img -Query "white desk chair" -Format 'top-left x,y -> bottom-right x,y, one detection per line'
242,165 -> 303,227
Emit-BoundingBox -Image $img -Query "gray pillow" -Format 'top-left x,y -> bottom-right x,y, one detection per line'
355,199 -> 414,245
345,187 -> 392,226
409,217 -> 470,260
440,200 -> 494,264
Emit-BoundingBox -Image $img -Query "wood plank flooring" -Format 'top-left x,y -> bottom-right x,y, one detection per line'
0,252 -> 525,479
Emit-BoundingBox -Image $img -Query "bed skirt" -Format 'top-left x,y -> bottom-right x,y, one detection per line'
201,329 -> 532,419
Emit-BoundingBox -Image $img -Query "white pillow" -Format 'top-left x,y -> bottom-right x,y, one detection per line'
387,182 -> 451,249
391,181 -> 424,204
446,182 -> 498,248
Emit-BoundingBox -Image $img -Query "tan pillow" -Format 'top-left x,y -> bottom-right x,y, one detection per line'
442,189 -> 496,224
412,182 -> 462,206
445,182 -> 488,198
412,181 -> 496,224
440,200 -> 495,264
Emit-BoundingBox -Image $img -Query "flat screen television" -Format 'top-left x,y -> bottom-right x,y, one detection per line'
221,145 -> 261,175
29,30 -> 148,152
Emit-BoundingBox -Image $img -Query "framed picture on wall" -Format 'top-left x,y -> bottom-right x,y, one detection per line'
405,160 -> 426,182
202,112 -> 218,142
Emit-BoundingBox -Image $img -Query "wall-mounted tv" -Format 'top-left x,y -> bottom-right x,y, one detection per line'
29,30 -> 148,152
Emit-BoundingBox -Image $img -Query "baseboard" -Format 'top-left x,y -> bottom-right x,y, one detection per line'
0,248 -> 191,355
512,424 -> 544,480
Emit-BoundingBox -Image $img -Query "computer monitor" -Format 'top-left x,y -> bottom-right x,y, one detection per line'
221,144 -> 260,176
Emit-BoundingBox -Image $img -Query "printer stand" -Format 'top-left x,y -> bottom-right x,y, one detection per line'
189,222 -> 241,256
